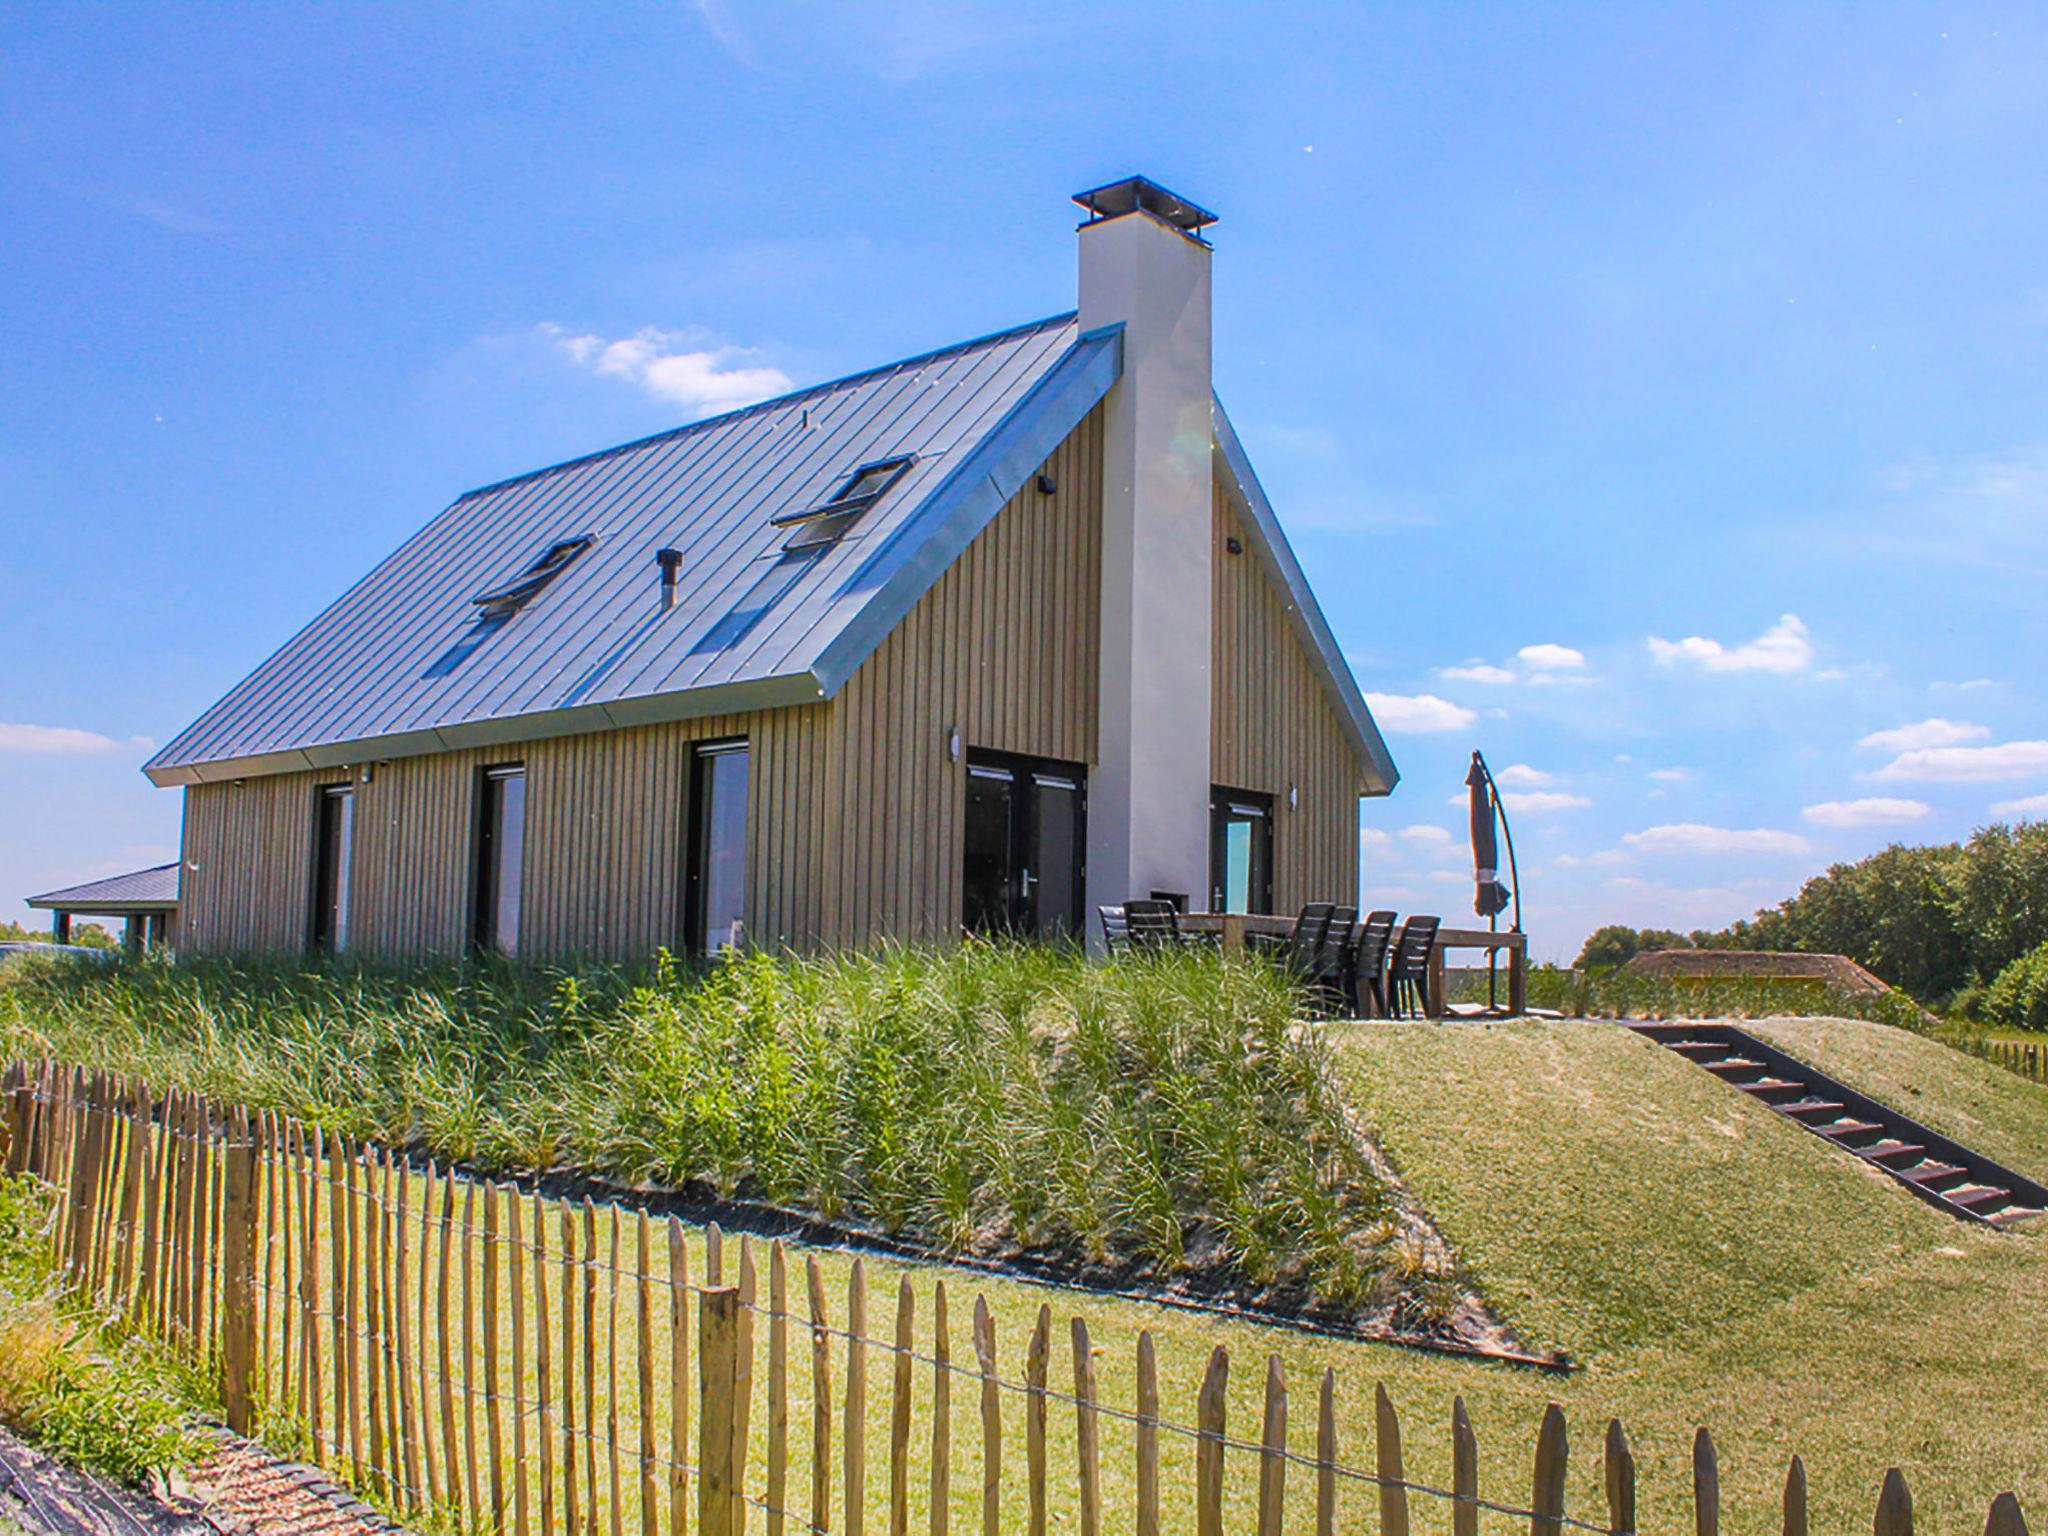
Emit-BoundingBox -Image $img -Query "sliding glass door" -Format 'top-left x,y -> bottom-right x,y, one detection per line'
962,750 -> 1086,940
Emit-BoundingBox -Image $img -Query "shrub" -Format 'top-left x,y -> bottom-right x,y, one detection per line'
1985,940 -> 2048,1032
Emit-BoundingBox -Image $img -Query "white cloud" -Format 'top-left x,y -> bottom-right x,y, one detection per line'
540,322 -> 793,417
1620,823 -> 1811,857
1553,853 -> 1582,869
1933,678 -> 1995,693
1517,643 -> 1585,672
1439,663 -> 1517,685
1991,793 -> 2048,817
1504,790 -> 1592,814
1801,798 -> 1932,829
1495,764 -> 1557,788
1400,824 -> 1454,847
1647,614 -> 1812,675
1857,718 -> 1991,753
1363,692 -> 1476,734
0,723 -> 152,754
1359,828 -> 1394,852
1648,767 -> 1691,783
1868,740 -> 2048,783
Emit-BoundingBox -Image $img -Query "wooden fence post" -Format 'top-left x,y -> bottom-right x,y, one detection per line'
847,1259 -> 869,1536
1784,1457 -> 1807,1536
670,1218 -> 694,1536
768,1240 -> 789,1536
1984,1492 -> 2028,1536
220,1107 -> 259,1435
1256,1357 -> 1286,1536
1694,1429 -> 1720,1536
929,1279 -> 949,1536
1136,1333 -> 1160,1536
1876,1469 -> 1914,1536
1073,1320 -> 1103,1536
698,1285 -> 743,1536
1377,1384 -> 1410,1536
972,1295 -> 997,1536
810,1256 -> 833,1536
1025,1304 -> 1050,1536
1532,1405 -> 1568,1536
891,1278 -> 915,1536
1455,1397 -> 1481,1536
1195,1347 -> 1227,1536
1605,1419 -> 1635,1536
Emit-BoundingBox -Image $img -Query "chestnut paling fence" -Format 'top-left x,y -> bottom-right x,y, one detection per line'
0,1058 -> 2034,1536
1979,1039 -> 2046,1085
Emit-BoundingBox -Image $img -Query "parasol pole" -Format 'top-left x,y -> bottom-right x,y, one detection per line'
1474,753 -> 1525,1011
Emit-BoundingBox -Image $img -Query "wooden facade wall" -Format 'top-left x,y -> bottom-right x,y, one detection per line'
1209,477 -> 1367,913
178,407 -> 1106,960
178,405 -> 1372,958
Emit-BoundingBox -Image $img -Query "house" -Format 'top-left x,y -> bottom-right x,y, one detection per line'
26,863 -> 181,952
144,178 -> 1397,961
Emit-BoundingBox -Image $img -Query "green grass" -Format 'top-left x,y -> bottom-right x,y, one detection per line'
1747,1015 -> 2048,1187
1325,1018 -> 2048,1534
0,945 -> 1394,1306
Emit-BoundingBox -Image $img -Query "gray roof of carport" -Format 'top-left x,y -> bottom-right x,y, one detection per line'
28,863 -> 181,911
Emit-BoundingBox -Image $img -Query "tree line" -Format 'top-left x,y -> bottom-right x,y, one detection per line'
1574,820 -> 2048,1028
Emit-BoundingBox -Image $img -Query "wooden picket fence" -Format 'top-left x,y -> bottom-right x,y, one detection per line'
0,1058 -> 2035,1536
1979,1039 -> 2047,1085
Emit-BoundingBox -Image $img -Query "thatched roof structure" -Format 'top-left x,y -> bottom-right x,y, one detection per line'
1619,949 -> 1892,996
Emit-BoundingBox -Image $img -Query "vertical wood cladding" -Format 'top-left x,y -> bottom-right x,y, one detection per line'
180,407 -> 1370,955
1209,476 -> 1367,913
179,407 -> 1105,960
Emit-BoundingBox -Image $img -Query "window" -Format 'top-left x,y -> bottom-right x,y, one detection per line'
310,784 -> 354,953
770,455 -> 914,552
1209,789 -> 1274,914
471,536 -> 593,617
685,742 -> 749,956
474,765 -> 526,955
961,750 -> 1087,940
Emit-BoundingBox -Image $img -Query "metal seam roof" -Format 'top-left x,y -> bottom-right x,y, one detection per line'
145,315 -> 1093,784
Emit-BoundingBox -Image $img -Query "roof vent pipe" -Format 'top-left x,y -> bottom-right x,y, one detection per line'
656,548 -> 683,611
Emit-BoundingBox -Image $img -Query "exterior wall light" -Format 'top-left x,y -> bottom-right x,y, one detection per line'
948,727 -> 962,761
1288,782 -> 1298,810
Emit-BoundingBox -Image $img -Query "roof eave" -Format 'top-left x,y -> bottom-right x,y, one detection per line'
1211,396 -> 1400,796
143,672 -> 826,787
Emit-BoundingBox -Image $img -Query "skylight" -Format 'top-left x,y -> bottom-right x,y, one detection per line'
470,536 -> 593,616
771,455 -> 914,553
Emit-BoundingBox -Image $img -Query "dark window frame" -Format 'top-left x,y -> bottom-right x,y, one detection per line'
308,782 -> 355,954
1209,786 -> 1275,915
961,747 -> 1089,941
683,738 -> 751,958
471,535 -> 594,617
472,763 -> 527,956
771,455 -> 915,552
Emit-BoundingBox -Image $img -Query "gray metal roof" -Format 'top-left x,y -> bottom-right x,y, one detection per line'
28,863 -> 181,911
147,315 -> 1118,785
145,310 -> 1392,796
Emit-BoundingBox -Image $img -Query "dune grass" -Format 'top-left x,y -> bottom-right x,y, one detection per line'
0,944 -> 1392,1306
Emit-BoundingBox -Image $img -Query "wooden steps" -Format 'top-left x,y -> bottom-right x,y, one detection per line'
1630,1022 -> 2048,1230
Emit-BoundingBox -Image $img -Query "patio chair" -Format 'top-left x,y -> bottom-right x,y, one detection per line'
1386,914 -> 1442,1019
1122,898 -> 1185,952
1348,909 -> 1398,1017
1251,902 -> 1334,967
1307,904 -> 1358,1017
1097,905 -> 1131,956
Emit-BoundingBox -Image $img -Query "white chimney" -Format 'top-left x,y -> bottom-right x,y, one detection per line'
1074,177 -> 1216,919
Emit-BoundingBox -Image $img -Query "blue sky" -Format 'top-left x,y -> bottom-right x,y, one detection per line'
4,3 -> 2045,960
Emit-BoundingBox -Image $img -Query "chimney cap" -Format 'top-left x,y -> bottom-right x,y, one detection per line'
1072,176 -> 1216,236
